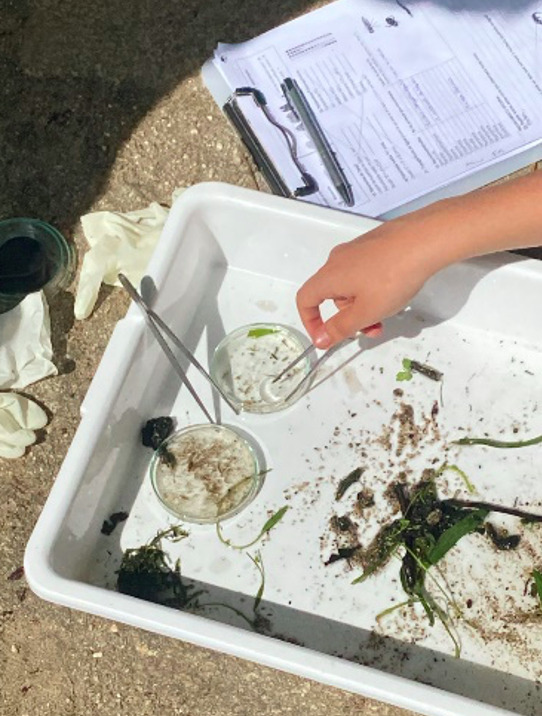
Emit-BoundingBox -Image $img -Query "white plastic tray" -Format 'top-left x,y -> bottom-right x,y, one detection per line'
25,183 -> 542,716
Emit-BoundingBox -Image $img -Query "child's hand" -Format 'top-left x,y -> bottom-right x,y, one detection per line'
296,218 -> 443,349
297,171 -> 542,349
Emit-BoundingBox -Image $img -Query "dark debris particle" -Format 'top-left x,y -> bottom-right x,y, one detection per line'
485,523 -> 521,551
101,511 -> 129,536
7,566 -> 24,581
330,515 -> 355,533
356,488 -> 375,510
337,515 -> 355,531
141,416 -> 174,450
324,545 -> 361,566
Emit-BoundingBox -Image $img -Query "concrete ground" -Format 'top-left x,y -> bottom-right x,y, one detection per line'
0,2 -> 538,715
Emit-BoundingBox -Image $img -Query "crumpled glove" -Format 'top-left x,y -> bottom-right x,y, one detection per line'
0,292 -> 56,390
0,392 -> 48,459
74,189 -> 184,320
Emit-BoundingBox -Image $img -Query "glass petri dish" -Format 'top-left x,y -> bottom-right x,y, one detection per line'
0,217 -> 76,314
210,323 -> 311,414
150,424 -> 261,524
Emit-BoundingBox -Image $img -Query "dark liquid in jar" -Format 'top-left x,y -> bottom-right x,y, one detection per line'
0,236 -> 55,294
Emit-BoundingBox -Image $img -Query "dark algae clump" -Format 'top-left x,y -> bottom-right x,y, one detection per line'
342,468 -> 542,655
117,525 -> 193,607
141,416 -> 174,450
324,545 -> 361,566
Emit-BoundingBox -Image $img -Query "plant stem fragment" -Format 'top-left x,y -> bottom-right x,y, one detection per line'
409,360 -> 443,382
216,506 -> 289,550
247,551 -> 265,610
442,498 -> 542,523
437,463 -> 476,494
336,467 -> 364,500
396,358 -> 442,382
454,434 -> 542,448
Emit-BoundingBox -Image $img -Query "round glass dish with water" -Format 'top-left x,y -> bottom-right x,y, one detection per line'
0,218 -> 76,314
210,323 -> 311,414
150,424 -> 261,524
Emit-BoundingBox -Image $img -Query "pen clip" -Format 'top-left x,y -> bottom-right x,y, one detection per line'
280,77 -> 355,207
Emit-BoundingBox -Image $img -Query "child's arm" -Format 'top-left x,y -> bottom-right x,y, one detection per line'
297,171 -> 542,349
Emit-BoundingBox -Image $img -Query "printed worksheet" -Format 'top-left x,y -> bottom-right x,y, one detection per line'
209,0 -> 542,216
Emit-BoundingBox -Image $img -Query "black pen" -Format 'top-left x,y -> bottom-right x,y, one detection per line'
281,77 -> 354,207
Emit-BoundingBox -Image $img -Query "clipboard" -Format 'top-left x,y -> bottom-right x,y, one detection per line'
202,33 -> 542,221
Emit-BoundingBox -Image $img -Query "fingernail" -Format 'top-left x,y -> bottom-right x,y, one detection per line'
314,326 -> 331,349
362,322 -> 383,338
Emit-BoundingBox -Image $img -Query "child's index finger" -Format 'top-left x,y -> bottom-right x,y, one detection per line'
296,301 -> 325,344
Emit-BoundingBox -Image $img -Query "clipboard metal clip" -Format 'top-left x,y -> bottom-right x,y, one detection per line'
223,86 -> 318,199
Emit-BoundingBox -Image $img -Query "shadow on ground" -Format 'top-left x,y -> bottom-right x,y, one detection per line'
0,0 -> 317,233
2,0 -> 539,239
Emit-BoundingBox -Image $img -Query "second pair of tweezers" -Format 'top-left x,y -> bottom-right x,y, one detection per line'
119,274 -> 240,423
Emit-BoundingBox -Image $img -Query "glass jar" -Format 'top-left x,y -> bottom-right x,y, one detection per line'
0,218 -> 76,314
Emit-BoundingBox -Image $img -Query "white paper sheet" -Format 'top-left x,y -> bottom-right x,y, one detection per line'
211,0 -> 542,216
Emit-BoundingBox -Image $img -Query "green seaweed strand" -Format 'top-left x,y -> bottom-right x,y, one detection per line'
454,434 -> 542,449
533,569 -> 542,606
216,506 -> 289,550
437,463 -> 476,494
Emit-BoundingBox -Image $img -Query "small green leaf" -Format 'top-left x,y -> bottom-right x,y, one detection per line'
427,509 -> 488,565
259,505 -> 289,535
533,569 -> 542,606
247,328 -> 279,338
396,358 -> 413,382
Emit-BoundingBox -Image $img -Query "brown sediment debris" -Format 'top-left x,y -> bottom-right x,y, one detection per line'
355,488 -> 375,517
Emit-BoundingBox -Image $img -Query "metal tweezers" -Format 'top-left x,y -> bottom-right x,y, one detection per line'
118,274 -> 240,423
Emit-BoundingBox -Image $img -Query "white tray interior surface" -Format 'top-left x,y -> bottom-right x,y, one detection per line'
25,184 -> 542,716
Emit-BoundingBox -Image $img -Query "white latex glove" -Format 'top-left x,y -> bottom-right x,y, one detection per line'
0,292 -> 56,390
0,392 -> 48,459
74,189 -> 184,320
